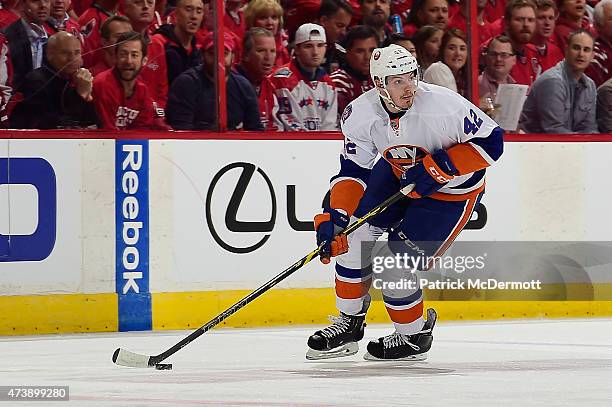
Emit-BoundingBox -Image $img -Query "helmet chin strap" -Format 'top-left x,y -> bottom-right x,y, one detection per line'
379,87 -> 412,112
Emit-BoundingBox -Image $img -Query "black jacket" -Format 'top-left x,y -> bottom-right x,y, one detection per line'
154,24 -> 202,87
166,65 -> 263,131
4,19 -> 47,91
10,65 -> 98,129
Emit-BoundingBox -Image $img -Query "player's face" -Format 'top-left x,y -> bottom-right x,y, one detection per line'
424,29 -> 443,61
443,36 -> 467,73
560,0 -> 586,19
243,35 -> 276,78
361,0 -> 390,29
254,10 -> 280,35
175,0 -> 204,35
565,32 -> 594,73
319,8 -> 352,44
507,6 -> 536,44
48,36 -> 82,77
418,0 -> 449,29
116,40 -> 146,82
536,7 -> 556,39
123,0 -> 155,25
345,37 -> 378,76
294,41 -> 327,69
23,0 -> 51,24
385,72 -> 418,110
485,39 -> 516,77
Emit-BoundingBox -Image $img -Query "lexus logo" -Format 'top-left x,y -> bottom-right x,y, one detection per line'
205,162 -> 487,254
206,162 -> 277,254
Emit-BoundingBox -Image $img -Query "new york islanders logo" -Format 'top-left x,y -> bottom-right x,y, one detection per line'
383,144 -> 429,177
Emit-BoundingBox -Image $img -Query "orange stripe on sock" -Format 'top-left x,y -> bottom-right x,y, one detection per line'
385,301 -> 424,324
447,143 -> 491,175
335,278 -> 371,299
330,179 -> 365,217
431,195 -> 478,263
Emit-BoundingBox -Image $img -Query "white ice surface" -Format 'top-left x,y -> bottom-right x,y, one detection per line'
1,319 -> 612,406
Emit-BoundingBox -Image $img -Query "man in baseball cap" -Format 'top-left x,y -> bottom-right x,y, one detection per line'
165,29 -> 262,130
201,31 -> 237,53
269,22 -> 338,131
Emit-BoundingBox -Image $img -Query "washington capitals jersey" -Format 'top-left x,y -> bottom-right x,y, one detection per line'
270,60 -> 338,131
333,82 -> 503,203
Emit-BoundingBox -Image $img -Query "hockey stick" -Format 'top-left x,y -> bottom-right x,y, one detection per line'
112,184 -> 414,369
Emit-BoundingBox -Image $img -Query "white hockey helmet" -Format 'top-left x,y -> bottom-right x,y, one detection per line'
370,44 -> 419,111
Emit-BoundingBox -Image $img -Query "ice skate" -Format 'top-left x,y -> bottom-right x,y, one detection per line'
306,295 -> 370,360
364,308 -> 437,361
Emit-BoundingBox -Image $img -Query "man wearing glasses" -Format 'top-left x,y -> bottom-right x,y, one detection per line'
479,35 -> 517,102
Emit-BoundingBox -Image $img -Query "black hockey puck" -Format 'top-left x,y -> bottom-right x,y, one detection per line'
155,363 -> 173,370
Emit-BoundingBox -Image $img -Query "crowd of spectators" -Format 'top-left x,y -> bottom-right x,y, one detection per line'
0,0 -> 609,133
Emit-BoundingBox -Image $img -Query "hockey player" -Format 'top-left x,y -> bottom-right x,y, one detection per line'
308,44 -> 503,360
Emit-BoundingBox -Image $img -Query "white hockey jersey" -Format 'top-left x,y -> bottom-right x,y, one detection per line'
270,60 -> 338,131
334,82 -> 503,199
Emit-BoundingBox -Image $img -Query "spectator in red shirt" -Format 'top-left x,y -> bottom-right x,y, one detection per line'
413,24 -> 443,71
236,27 -> 282,130
0,0 -> 21,29
122,0 -> 168,114
90,15 -> 132,75
93,31 -> 168,130
553,0 -> 596,50
284,0 -> 320,41
585,0 -> 612,87
225,0 -> 246,42
79,0 -> 119,68
245,0 -> 290,69
316,0 -> 354,73
330,25 -> 377,114
404,0 -> 449,36
447,0 -> 495,46
151,0 -> 204,87
532,0 -> 564,72
503,0 -> 542,87
391,0 -> 413,19
361,0 -> 392,44
483,0 -> 507,23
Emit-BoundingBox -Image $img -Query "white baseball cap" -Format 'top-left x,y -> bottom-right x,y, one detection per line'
294,23 -> 327,45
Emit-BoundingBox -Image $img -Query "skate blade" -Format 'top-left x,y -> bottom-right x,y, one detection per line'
306,342 -> 359,360
363,352 -> 428,362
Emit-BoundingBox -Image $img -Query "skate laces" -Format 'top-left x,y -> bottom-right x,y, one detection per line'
319,315 -> 352,339
383,332 -> 420,351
